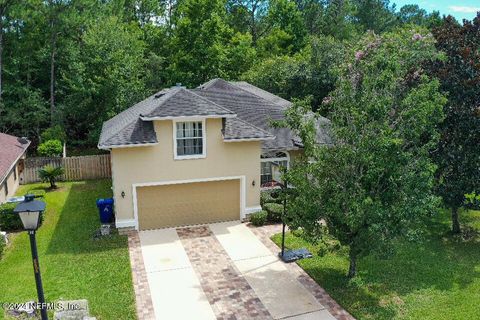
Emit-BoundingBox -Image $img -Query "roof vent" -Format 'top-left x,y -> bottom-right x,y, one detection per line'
18,137 -> 29,144
172,83 -> 186,89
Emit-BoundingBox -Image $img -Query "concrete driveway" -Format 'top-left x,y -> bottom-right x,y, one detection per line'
136,221 -> 340,320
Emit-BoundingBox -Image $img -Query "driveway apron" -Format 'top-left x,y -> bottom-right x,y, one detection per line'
139,229 -> 216,320
210,222 -> 333,320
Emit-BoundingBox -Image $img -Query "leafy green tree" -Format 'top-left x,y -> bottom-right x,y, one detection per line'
38,165 -> 64,189
224,32 -> 257,79
295,0 -> 325,35
322,0 -> 357,40
62,16 -> 147,144
37,139 -> 63,157
430,15 -> 480,233
226,0 -> 268,44
352,0 -> 397,33
281,28 -> 446,277
169,0 -> 232,86
397,4 -> 442,28
243,35 -> 345,112
262,0 -> 306,54
41,125 -> 66,144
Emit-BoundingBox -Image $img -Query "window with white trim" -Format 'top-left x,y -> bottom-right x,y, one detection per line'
260,151 -> 289,187
175,121 -> 205,158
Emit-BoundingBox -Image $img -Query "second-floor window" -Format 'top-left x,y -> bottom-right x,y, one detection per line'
175,121 -> 205,159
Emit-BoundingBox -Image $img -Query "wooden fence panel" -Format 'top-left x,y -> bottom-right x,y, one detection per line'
20,154 -> 111,184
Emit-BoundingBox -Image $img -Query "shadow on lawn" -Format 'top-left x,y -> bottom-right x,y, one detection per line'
46,180 -> 126,255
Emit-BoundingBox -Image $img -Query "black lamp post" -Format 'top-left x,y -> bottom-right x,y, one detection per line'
14,194 -> 48,320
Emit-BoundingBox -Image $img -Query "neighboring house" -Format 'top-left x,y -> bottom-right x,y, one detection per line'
99,78 -> 331,230
0,133 -> 30,204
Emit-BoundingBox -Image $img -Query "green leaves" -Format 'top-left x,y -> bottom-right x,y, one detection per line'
282,27 -> 446,276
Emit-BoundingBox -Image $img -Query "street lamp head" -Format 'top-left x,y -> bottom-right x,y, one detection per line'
14,194 -> 46,231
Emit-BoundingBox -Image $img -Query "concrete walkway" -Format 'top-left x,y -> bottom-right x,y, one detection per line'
139,229 -> 216,320
134,222 -> 346,320
210,222 -> 334,320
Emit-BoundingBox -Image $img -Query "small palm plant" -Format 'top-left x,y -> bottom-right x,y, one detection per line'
38,165 -> 64,189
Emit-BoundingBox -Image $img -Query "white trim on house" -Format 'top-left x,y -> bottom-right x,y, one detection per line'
173,118 -> 207,160
98,142 -> 158,150
115,219 -> 136,228
130,175 -> 247,230
245,205 -> 262,215
223,137 -> 276,142
140,114 -> 236,121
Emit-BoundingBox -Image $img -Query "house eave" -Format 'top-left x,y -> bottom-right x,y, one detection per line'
140,114 -> 236,121
97,142 -> 158,150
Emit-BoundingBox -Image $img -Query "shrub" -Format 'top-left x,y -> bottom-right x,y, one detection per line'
250,210 -> 268,226
38,165 -> 64,189
260,190 -> 282,206
0,203 -> 23,231
41,125 -> 66,144
263,202 -> 284,223
465,193 -> 480,210
37,139 -> 63,157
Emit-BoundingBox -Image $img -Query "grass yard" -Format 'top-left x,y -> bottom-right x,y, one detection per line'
0,180 -> 136,320
272,209 -> 480,320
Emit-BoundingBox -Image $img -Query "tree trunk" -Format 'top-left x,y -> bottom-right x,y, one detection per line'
451,206 -> 461,234
348,248 -> 357,278
50,31 -> 56,124
0,14 -> 3,100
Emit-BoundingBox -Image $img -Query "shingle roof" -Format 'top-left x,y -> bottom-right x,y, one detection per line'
0,133 -> 30,184
223,117 -> 275,141
230,81 -> 292,108
141,88 -> 235,119
193,79 -> 331,150
98,79 -> 332,150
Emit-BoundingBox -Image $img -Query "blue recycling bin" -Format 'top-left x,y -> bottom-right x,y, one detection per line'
96,198 -> 114,223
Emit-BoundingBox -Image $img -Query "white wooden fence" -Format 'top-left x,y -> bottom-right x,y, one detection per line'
20,154 -> 111,184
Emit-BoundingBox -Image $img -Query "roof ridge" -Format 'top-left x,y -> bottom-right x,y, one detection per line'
230,81 -> 291,108
198,79 -> 286,110
186,88 -> 236,115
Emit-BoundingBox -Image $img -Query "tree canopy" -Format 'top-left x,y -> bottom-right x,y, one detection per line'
281,27 -> 446,277
0,0 -> 455,147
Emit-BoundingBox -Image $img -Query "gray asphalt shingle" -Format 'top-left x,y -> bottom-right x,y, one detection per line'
98,79 -> 332,150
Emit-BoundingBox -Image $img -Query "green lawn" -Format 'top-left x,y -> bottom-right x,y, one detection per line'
272,209 -> 480,320
0,180 -> 136,320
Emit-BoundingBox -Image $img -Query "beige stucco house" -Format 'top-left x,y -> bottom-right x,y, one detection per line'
0,133 -> 30,204
98,79 -> 331,230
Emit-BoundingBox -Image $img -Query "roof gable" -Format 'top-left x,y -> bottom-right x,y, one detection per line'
0,133 -> 30,184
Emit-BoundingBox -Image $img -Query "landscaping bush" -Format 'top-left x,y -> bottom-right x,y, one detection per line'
0,203 -> 23,231
41,125 -> 66,144
263,202 -> 284,223
250,210 -> 268,226
38,165 -> 64,189
260,190 -> 282,206
37,139 -> 63,157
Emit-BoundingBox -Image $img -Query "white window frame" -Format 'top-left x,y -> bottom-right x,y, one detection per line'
173,118 -> 207,160
260,151 -> 290,187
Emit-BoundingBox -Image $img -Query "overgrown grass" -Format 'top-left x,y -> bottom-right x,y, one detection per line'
0,180 -> 135,320
271,209 -> 480,320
